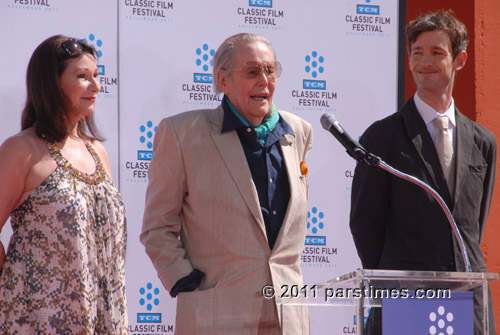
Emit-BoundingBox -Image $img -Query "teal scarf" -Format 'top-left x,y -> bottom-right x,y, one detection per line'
226,99 -> 280,145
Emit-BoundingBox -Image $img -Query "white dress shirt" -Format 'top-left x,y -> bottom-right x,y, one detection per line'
414,92 -> 456,149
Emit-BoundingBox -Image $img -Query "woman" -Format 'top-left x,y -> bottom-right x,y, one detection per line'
0,35 -> 128,334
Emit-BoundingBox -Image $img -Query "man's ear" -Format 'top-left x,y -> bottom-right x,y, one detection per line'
217,69 -> 229,94
454,50 -> 467,71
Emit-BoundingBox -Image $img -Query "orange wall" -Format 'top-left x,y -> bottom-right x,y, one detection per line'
405,0 -> 500,329
475,1 -> 500,330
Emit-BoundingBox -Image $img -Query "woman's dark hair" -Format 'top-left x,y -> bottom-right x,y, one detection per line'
21,34 -> 104,142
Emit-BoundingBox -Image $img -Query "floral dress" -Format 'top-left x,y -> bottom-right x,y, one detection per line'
0,140 -> 128,334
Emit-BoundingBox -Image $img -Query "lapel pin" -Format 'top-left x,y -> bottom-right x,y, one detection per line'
300,160 -> 308,177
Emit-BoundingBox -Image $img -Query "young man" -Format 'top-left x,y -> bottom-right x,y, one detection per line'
350,10 -> 496,335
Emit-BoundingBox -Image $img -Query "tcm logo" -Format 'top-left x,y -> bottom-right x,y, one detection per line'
138,121 -> 157,161
305,236 -> 326,245
138,282 -> 161,323
82,33 -> 103,57
303,80 -> 326,90
303,51 -> 326,90
249,0 -> 272,7
138,151 -> 153,160
137,313 -> 162,323
82,33 -> 105,75
194,43 -> 215,83
357,5 -> 380,15
97,65 -> 105,76
353,307 -> 371,326
194,73 -> 213,83
305,206 -> 326,245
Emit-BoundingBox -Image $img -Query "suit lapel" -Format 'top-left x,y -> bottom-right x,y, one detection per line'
401,98 -> 453,206
402,99 -> 440,186
454,110 -> 473,205
206,107 -> 267,233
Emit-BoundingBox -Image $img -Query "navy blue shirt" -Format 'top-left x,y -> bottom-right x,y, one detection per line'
221,97 -> 293,250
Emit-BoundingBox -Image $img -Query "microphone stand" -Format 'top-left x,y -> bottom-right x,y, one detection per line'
356,149 -> 472,273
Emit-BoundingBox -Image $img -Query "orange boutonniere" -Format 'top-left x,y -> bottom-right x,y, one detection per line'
300,160 -> 308,177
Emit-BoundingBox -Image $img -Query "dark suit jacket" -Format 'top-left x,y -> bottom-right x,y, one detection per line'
350,97 -> 497,334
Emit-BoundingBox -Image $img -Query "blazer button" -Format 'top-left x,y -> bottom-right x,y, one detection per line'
269,258 -> 273,264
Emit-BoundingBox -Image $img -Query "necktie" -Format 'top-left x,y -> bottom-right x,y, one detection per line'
433,116 -> 453,179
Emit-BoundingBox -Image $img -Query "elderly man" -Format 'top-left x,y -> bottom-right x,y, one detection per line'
350,10 -> 496,334
141,33 -> 312,334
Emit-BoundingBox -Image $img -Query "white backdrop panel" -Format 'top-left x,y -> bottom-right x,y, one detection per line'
119,0 -> 400,333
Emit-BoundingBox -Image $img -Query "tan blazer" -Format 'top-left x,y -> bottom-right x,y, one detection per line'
141,106 -> 312,335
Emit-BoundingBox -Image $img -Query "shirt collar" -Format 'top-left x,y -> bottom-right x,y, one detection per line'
221,96 -> 246,133
220,95 -> 294,138
267,116 -> 294,146
414,92 -> 456,127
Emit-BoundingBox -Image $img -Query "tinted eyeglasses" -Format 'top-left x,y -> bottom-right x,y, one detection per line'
228,61 -> 282,79
58,39 -> 84,58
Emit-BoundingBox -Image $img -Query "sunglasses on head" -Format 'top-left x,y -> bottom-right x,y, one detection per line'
58,39 -> 84,58
228,61 -> 282,79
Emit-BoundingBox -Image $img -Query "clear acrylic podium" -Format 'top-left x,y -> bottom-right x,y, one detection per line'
276,269 -> 498,334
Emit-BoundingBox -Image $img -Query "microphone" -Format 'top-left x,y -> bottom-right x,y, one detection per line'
320,114 -> 471,271
320,113 -> 377,165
